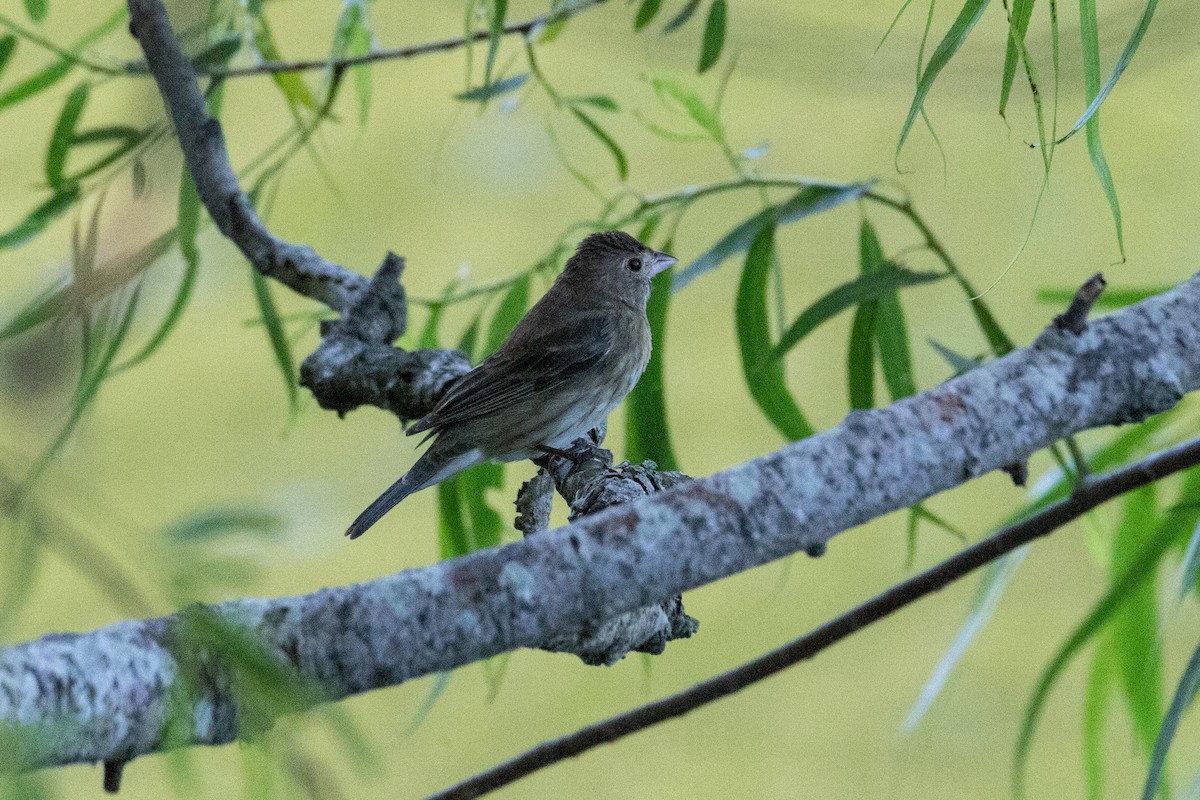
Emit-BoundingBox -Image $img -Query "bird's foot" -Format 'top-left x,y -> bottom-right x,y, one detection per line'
536,439 -> 618,474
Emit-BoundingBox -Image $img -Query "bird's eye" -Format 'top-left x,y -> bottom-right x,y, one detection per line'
627,257 -> 643,272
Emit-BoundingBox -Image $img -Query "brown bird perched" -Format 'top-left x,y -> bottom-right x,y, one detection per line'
345,231 -> 677,539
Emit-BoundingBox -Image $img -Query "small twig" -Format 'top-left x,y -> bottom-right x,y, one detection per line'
1001,461 -> 1029,487
1054,273 -> 1107,335
125,0 -> 609,79
999,274 -> 1107,487
428,435 -> 1200,800
102,759 -> 125,793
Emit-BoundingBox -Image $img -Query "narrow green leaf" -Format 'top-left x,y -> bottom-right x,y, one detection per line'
0,515 -> 43,634
770,265 -> 945,363
0,56 -> 67,112
846,299 -> 877,409
1113,487 -> 1164,761
928,338 -> 982,376
1179,519 -> 1200,599
913,503 -> 968,542
565,94 -> 618,112
697,0 -> 726,73
858,221 -> 920,400
1079,0 -> 1124,257
905,504 -> 920,567
253,17 -> 317,110
648,75 -> 723,140
32,288 -> 142,480
634,0 -> 663,31
896,0 -> 990,158
874,0 -> 915,53
674,183 -> 871,292
22,0 -> 47,22
1083,638 -> 1117,800
876,289 -> 917,400
406,671 -> 452,735
0,185 -> 78,250
455,72 -> 528,102
663,0 -> 702,33
1014,499 -> 1183,797
457,315 -> 481,362
569,107 -> 627,180
0,7 -> 124,115
485,0 -> 507,88
249,269 -> 298,410
998,0 -> 1036,118
437,478 -> 469,560
0,35 -> 16,78
116,166 -> 202,371
1142,636 -> 1200,800
164,508 -> 284,541
418,304 -> 446,350
848,218 -> 880,409
905,548 -> 1026,729
736,225 -> 813,441
1158,466 -> 1200,565
417,282 -> 458,351
330,1 -> 362,61
1052,0 -> 1158,145
968,294 -> 1012,357
1,229 -> 176,341
349,18 -> 372,123
484,274 -> 530,356
45,81 -> 88,190
71,125 -> 141,146
482,651 -> 511,701
190,34 -> 242,70
626,267 -> 679,470
1037,285 -> 1165,309
459,463 -> 505,551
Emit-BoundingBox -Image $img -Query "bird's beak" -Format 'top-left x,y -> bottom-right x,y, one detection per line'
650,251 -> 678,276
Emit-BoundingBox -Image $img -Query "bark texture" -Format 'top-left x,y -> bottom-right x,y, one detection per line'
2,274 -> 1197,771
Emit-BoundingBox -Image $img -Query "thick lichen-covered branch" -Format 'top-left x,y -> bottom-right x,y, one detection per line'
3,274 -> 1198,772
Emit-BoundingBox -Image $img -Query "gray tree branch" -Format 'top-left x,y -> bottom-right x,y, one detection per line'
1,272 -> 1197,775
431,433 -> 1200,800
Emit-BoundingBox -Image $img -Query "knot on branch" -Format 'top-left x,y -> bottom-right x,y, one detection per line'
331,252 -> 408,345
299,254 -> 471,420
520,443 -> 698,666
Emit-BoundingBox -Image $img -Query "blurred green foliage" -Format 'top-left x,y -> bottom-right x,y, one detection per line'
0,0 -> 1196,798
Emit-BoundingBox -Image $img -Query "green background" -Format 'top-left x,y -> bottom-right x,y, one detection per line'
1,0 -> 1198,797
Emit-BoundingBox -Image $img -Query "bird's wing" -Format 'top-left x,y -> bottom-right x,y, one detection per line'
408,310 -> 615,435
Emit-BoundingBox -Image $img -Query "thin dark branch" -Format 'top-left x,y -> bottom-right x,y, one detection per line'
125,0 -> 609,79
428,435 -> 1200,800
127,0 -> 371,312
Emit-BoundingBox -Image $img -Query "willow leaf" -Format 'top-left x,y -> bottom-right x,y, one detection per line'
627,268 -> 679,470
697,0 -> 726,73
1079,0 -> 1124,257
896,0 -> 990,158
736,225 -> 813,441
1053,0 -> 1159,145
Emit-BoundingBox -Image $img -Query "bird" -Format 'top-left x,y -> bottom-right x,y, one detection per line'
344,231 -> 677,539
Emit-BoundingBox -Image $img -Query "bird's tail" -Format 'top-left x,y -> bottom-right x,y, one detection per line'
345,442 -> 484,539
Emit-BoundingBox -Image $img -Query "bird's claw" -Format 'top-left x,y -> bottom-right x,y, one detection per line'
536,439 -> 618,473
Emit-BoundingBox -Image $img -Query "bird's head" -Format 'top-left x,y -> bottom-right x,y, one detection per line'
561,231 -> 677,307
